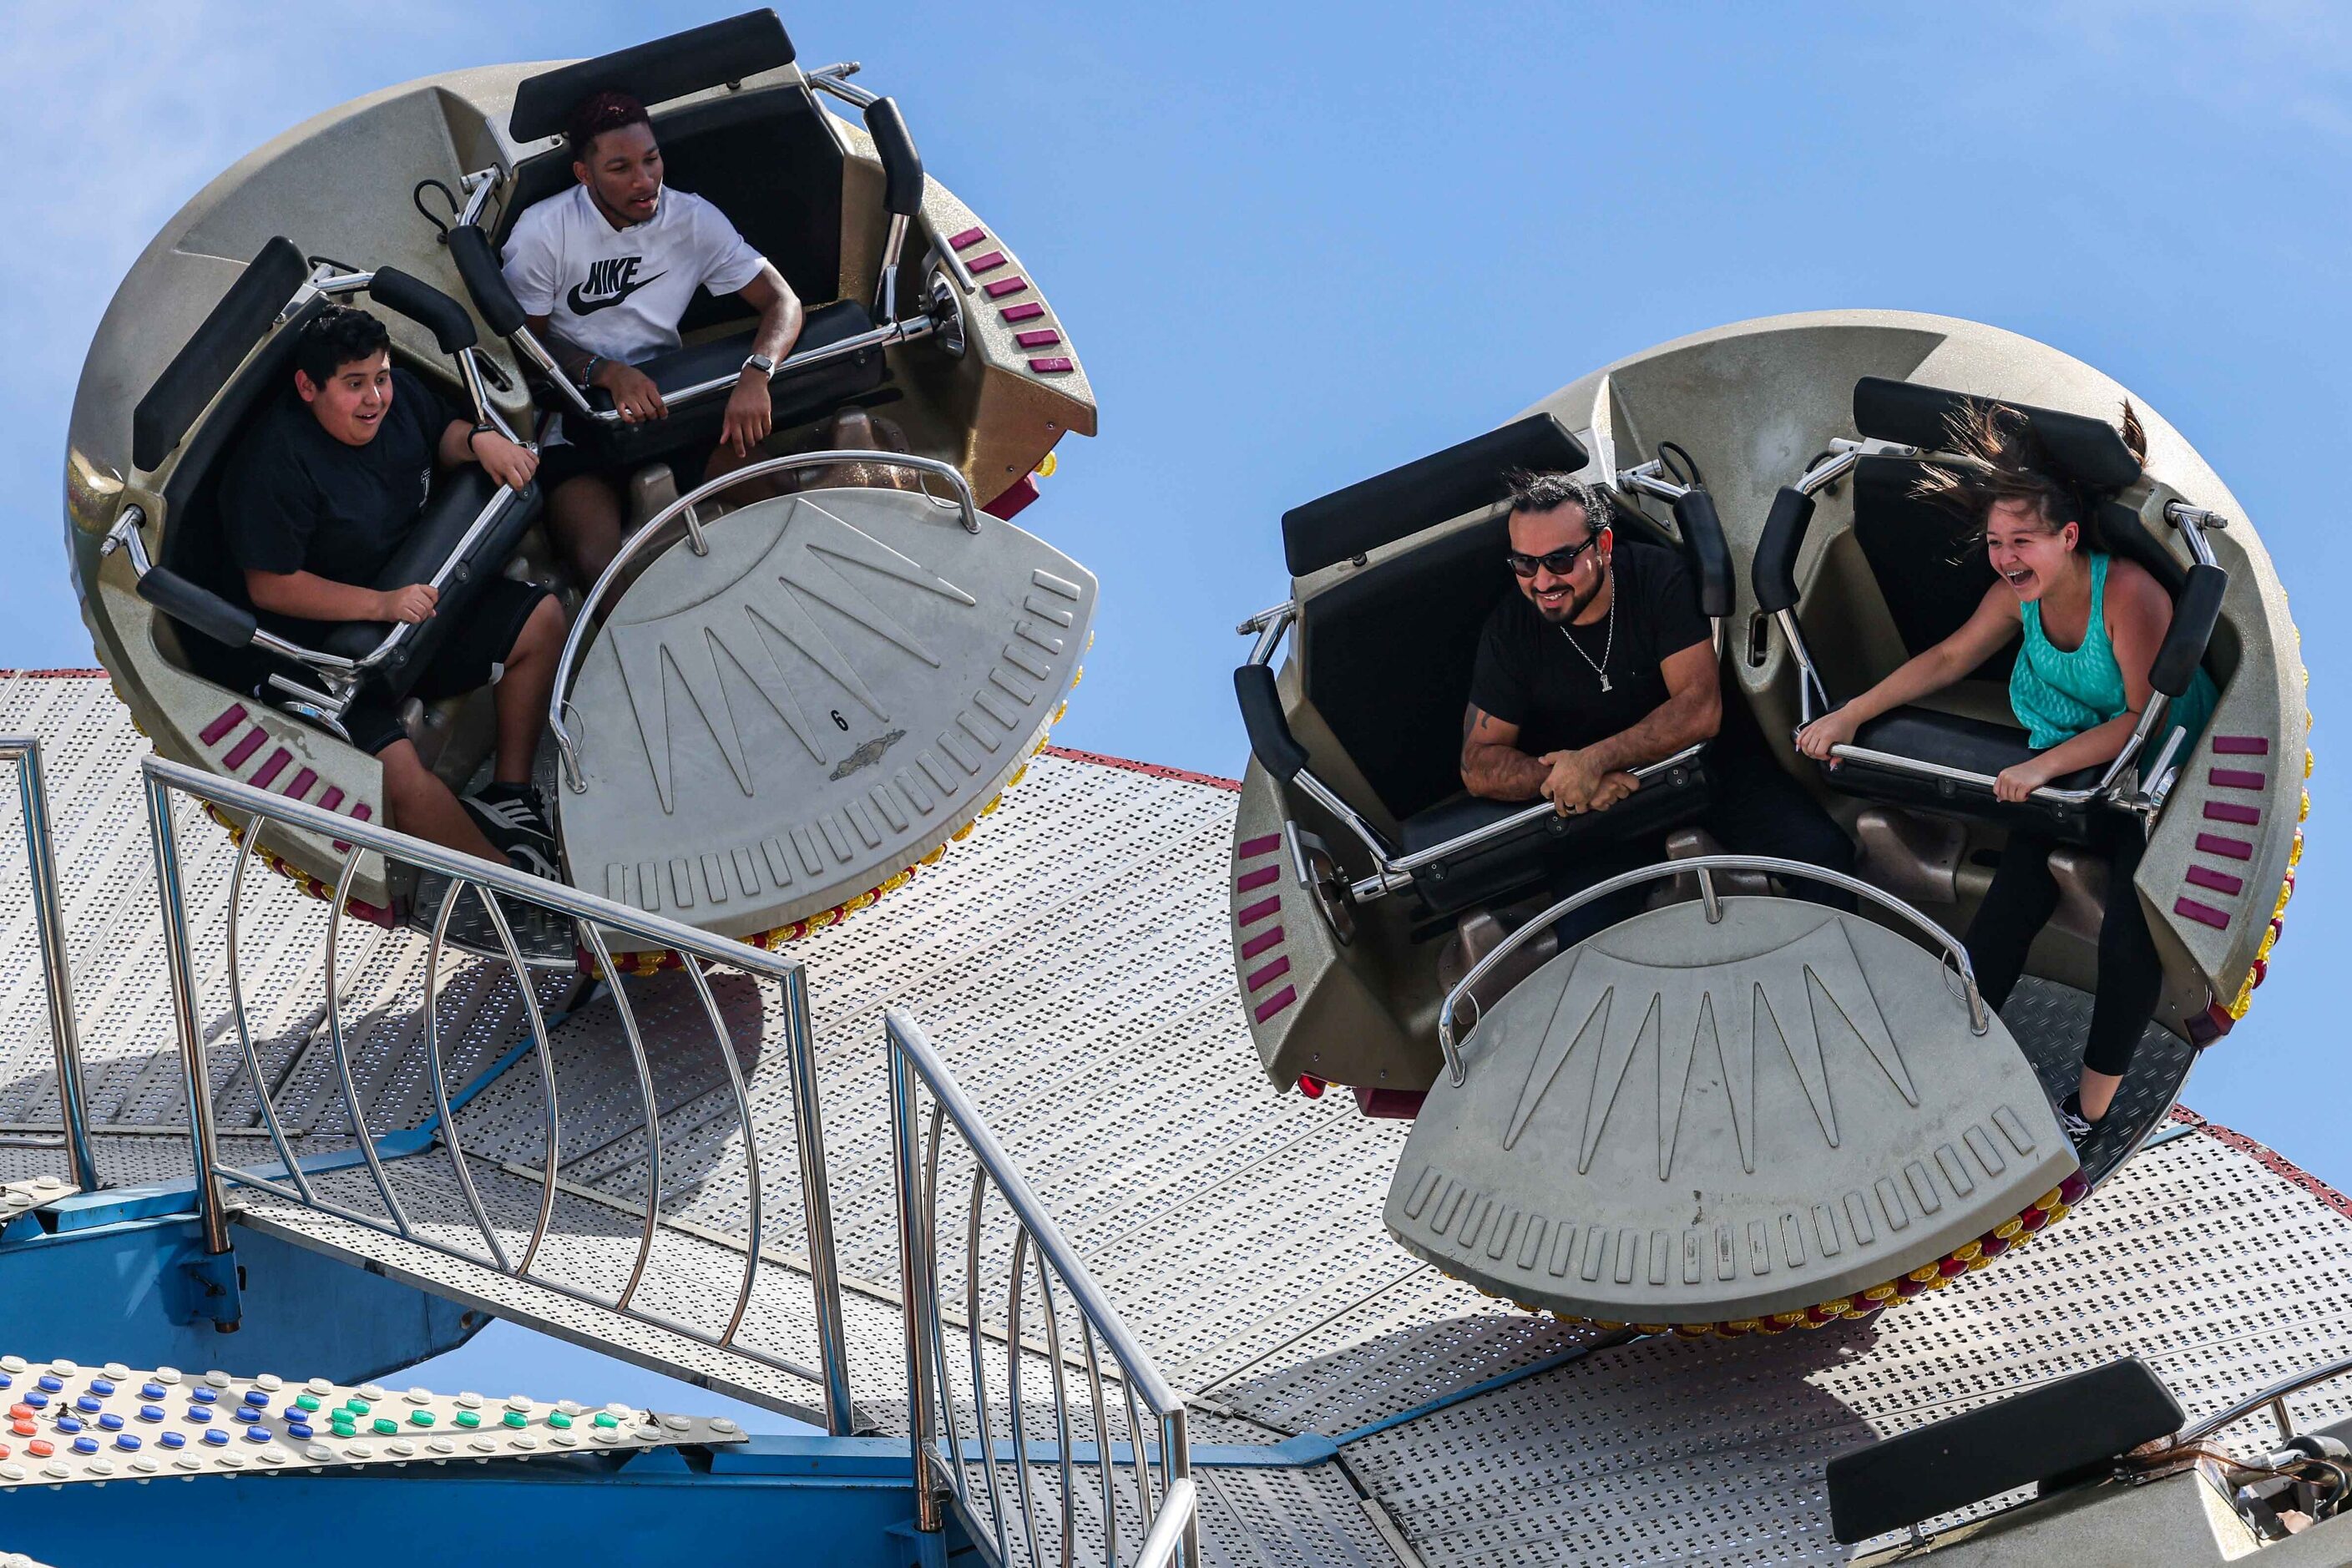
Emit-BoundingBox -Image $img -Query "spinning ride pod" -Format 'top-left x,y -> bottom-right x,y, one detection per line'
1229,311 -> 2307,1333
64,11 -> 1097,959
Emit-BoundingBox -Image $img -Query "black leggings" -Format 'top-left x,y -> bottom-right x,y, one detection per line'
1965,817 -> 2157,1079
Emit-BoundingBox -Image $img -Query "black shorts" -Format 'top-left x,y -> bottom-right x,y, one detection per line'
328,579 -> 551,757
534,431 -> 720,495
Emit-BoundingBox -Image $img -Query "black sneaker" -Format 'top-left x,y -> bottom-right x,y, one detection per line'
505,840 -> 561,881
463,781 -> 555,853
2056,1092 -> 2099,1148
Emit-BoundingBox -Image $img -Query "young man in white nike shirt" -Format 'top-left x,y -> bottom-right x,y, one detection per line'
502,90 -> 805,584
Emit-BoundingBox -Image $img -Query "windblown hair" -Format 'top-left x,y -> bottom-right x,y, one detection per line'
1503,469 -> 1615,534
292,306 -> 391,387
1913,399 -> 2147,555
568,89 -> 654,164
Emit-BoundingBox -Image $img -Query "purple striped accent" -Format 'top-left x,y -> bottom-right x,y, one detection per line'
221,727 -> 266,769
200,705 -> 249,746
249,747 -> 291,789
1014,328 -> 1063,348
2196,832 -> 2253,861
966,250 -> 1009,275
1240,925 -> 1284,959
331,802 -> 373,856
1237,895 -> 1281,927
947,226 -> 987,250
1000,301 -> 1046,323
2212,735 -> 2270,755
285,767 -> 317,802
1237,865 -> 1280,893
2174,897 -> 2231,930
1238,834 -> 1282,859
2209,767 -> 2266,791
317,787 -> 346,812
1029,357 -> 1075,374
2204,801 -> 2261,825
1252,984 -> 1297,1024
2187,865 -> 2244,896
1247,955 -> 1292,993
983,276 -> 1028,299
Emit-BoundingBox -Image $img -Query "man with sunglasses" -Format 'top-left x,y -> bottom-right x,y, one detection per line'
1461,470 -> 1854,943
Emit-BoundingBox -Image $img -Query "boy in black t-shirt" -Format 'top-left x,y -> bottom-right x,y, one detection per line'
1460,471 -> 1854,946
220,306 -> 568,876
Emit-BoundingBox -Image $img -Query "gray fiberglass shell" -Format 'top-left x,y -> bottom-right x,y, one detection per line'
559,486 -> 1094,943
1385,897 -> 2076,1324
65,33 -> 1095,921
1230,309 -> 2308,1329
1233,311 -> 2305,1096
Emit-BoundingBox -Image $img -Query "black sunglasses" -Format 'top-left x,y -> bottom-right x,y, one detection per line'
1505,529 -> 1607,578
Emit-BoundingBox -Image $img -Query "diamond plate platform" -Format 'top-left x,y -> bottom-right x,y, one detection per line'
0,673 -> 2342,1565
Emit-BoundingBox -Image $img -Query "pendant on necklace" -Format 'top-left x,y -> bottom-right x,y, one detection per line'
1598,675 -> 1612,693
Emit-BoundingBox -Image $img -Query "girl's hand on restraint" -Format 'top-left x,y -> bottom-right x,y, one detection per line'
1794,709 -> 1859,765
1993,758 -> 2058,803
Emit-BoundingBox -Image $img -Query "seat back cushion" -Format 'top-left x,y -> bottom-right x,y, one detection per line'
1849,455 -> 2016,684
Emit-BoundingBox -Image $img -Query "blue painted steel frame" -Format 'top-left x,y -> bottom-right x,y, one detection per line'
0,1205 -> 476,1380
0,1439 -> 948,1568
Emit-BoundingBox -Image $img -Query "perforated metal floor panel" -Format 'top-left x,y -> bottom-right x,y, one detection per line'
3,674 -> 2344,1567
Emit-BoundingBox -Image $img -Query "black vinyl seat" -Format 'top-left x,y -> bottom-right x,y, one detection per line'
1398,761 -> 1712,916
572,298 -> 886,468
1751,377 -> 2228,847
143,259 -> 541,726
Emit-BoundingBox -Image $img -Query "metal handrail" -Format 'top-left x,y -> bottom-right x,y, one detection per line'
139,753 -> 856,1432
1436,853 -> 1990,1085
2178,1353 -> 2352,1447
0,737 -> 99,1191
549,449 -> 983,791
888,1008 -> 1197,1567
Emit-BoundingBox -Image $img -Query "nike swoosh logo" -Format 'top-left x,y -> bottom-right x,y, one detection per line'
567,269 -> 667,316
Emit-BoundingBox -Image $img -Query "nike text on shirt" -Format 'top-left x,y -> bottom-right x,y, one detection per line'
502,184 -> 766,366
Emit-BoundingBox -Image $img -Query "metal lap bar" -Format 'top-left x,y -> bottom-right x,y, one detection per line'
888,1008 -> 1199,1566
549,450 -> 982,789
1436,853 -> 1989,1085
139,754 -> 856,1435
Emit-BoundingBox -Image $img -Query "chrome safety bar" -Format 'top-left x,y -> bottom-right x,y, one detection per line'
1435,853 -> 1989,1085
888,1008 -> 1197,1566
141,754 -> 857,1431
523,311 -> 940,427
2180,1352 -> 2352,1447
806,61 -> 878,109
0,737 -> 99,1192
549,450 -> 982,791
101,505 -> 364,675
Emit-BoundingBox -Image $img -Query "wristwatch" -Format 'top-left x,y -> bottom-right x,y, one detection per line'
741,352 -> 776,377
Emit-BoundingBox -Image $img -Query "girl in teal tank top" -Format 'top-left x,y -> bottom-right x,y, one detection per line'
1796,398 -> 2210,1148
2012,550 -> 2217,766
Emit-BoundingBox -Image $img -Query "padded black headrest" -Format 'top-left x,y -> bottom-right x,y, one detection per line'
1281,413 -> 1591,578
132,235 -> 311,473
1826,1358 -> 2184,1543
509,12 -> 797,144
1854,376 -> 2142,491
367,268 -> 478,356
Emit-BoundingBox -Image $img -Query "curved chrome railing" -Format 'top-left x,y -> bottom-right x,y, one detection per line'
139,754 -> 856,1433
548,450 -> 983,791
1436,854 -> 1990,1085
0,737 -> 99,1192
888,1008 -> 1199,1567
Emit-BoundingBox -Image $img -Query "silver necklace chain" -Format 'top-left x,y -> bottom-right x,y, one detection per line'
1557,569 -> 1616,692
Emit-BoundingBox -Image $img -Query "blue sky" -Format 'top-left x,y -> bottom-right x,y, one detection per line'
10,3 -> 2349,1421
